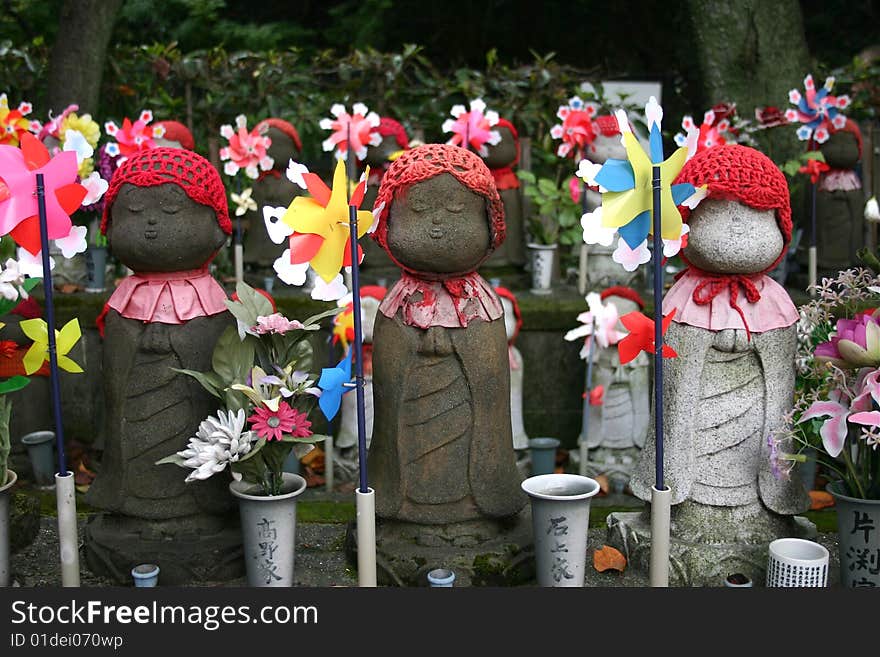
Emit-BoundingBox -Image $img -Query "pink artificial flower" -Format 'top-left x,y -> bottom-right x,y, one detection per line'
815,312 -> 880,368
799,388 -> 872,458
219,114 -> 273,179
252,313 -> 304,335
247,400 -> 311,442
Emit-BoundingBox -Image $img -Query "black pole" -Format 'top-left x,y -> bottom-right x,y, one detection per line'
349,204 -> 368,494
652,164 -> 664,491
35,173 -> 67,476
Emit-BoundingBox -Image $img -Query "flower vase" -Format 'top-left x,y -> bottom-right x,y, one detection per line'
20,431 -> 55,487
528,437 -> 559,476
427,568 -> 455,587
522,473 -> 599,587
229,473 -> 307,587
131,564 -> 160,587
527,243 -> 556,295
85,246 -> 108,293
766,538 -> 829,587
0,469 -> 17,587
828,481 -> 880,588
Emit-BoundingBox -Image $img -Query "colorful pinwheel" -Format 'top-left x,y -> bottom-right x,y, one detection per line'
19,317 -> 83,375
0,133 -> 87,255
219,114 -> 273,179
799,158 -> 831,184
617,309 -> 678,365
564,292 -> 624,359
317,347 -> 353,421
577,98 -> 706,267
550,96 -> 599,158
0,94 -> 38,147
673,106 -> 736,153
104,110 -> 164,161
785,75 -> 851,144
442,98 -> 501,157
272,158 -> 373,301
320,103 -> 381,161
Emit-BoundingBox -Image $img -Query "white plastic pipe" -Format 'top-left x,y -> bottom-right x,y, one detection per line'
356,487 -> 377,587
325,434 -> 334,493
649,485 -> 671,587
56,472 -> 80,587
579,442 -> 588,477
578,244 -> 588,296
234,244 -> 244,285
808,246 -> 817,297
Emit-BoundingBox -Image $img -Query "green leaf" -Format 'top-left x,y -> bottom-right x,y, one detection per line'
0,376 -> 30,395
804,150 -> 826,162
302,306 -> 343,328
238,437 -> 267,462
280,433 -> 327,444
172,368 -> 223,398
537,178 -> 558,196
155,454 -> 188,467
212,326 -> 255,385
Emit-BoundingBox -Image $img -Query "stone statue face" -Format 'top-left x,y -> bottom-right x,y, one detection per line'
588,133 -> 626,164
483,126 -> 517,169
386,173 -> 491,274
265,126 -> 300,170
365,134 -> 403,167
501,296 -> 516,341
108,182 -> 227,272
684,199 -> 782,274
820,130 -> 859,169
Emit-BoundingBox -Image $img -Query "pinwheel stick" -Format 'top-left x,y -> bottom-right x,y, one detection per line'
809,181 -> 817,297
578,151 -> 590,295
36,173 -> 81,587
649,164 -> 671,587
234,176 -> 244,285
578,319 -> 596,477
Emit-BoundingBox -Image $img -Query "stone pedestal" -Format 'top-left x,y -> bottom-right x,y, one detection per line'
84,513 -> 244,585
606,503 -> 816,586
346,510 -> 534,586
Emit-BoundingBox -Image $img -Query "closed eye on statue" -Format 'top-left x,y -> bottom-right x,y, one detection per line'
161,204 -> 181,215
446,201 -> 465,213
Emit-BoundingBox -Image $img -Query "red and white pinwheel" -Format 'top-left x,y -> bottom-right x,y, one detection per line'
550,96 -> 599,159
442,98 -> 501,157
0,94 -> 39,147
320,103 -> 381,162
785,75 -> 851,144
219,114 -> 274,179
104,110 -> 164,162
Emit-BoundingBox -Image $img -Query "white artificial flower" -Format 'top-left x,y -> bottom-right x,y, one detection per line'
612,237 -> 651,272
0,258 -> 26,301
576,159 -> 604,190
273,250 -> 309,286
55,225 -> 88,259
176,409 -> 255,483
865,197 -> 880,223
62,129 -> 94,164
662,223 -> 690,259
581,208 -> 616,247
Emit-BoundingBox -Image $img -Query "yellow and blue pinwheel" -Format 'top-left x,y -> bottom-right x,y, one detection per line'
317,347 -> 353,421
590,98 -> 703,250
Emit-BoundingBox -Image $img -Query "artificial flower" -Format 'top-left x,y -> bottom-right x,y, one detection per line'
617,309 -> 678,365
219,115 -> 273,179
252,313 -> 304,335
60,111 -> 100,148
170,409 -> 255,482
231,366 -> 282,411
662,223 -> 690,259
550,95 -> 599,159
105,110 -> 164,161
0,93 -> 36,146
263,205 -> 293,245
19,317 -> 83,375
62,129 -> 94,166
865,197 -> 880,223
231,187 -> 257,217
580,208 -> 616,247
815,312 -> 880,368
16,247 -> 54,278
279,158 -> 372,292
0,132 -> 87,255
441,98 -> 501,157
273,249 -> 309,286
0,258 -> 27,301
317,348 -> 352,421
247,400 -> 308,442
785,75 -> 850,144
320,102 -> 381,161
754,106 -> 789,129
799,388 -> 871,458
80,171 -> 109,206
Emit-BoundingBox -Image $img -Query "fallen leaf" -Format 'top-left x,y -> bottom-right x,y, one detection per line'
301,446 -> 324,471
593,545 -> 627,573
809,490 -> 835,511
595,473 -> 610,496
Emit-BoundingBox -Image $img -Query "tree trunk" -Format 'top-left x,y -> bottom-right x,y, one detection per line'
45,0 -> 123,115
686,0 -> 811,163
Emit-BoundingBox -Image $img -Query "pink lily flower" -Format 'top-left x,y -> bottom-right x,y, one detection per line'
799,388 -> 872,458
815,312 -> 880,368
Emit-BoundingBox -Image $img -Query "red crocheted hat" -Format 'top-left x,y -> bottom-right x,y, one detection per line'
494,285 -> 522,343
371,143 -> 506,266
377,117 -> 409,150
154,120 -> 195,151
255,118 -> 302,152
494,118 -> 520,167
601,285 -> 644,309
100,148 -> 232,235
593,115 -> 621,137
674,144 -> 792,273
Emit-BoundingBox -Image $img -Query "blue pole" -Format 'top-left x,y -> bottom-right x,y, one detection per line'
35,173 -> 67,477
652,164 -> 664,491
348,205 -> 368,494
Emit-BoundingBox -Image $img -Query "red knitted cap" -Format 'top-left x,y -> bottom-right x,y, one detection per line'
494,118 -> 520,168
674,144 -> 792,273
494,285 -> 522,343
154,120 -> 195,151
255,118 -> 302,152
377,117 -> 409,150
371,143 -> 506,268
594,115 -> 621,137
101,148 -> 231,235
601,285 -> 644,309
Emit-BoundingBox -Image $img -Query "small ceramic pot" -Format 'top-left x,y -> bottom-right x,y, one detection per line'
131,564 -> 160,587
528,437 -> 560,476
766,538 -> 829,587
20,431 -> 55,487
427,568 -> 455,587
527,243 -> 557,295
85,246 -> 108,293
724,573 -> 753,588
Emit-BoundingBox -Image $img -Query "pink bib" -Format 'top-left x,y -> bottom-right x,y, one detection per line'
107,267 -> 228,325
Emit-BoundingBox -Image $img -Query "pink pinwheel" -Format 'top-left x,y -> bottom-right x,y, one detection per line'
320,103 -> 381,161
104,110 -> 164,161
0,133 -> 86,255
673,107 -> 735,153
564,292 -> 624,359
799,388 -> 872,458
815,312 -> 880,368
785,75 -> 851,144
0,94 -> 38,147
550,96 -> 599,159
442,98 -> 501,157
219,114 -> 273,179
